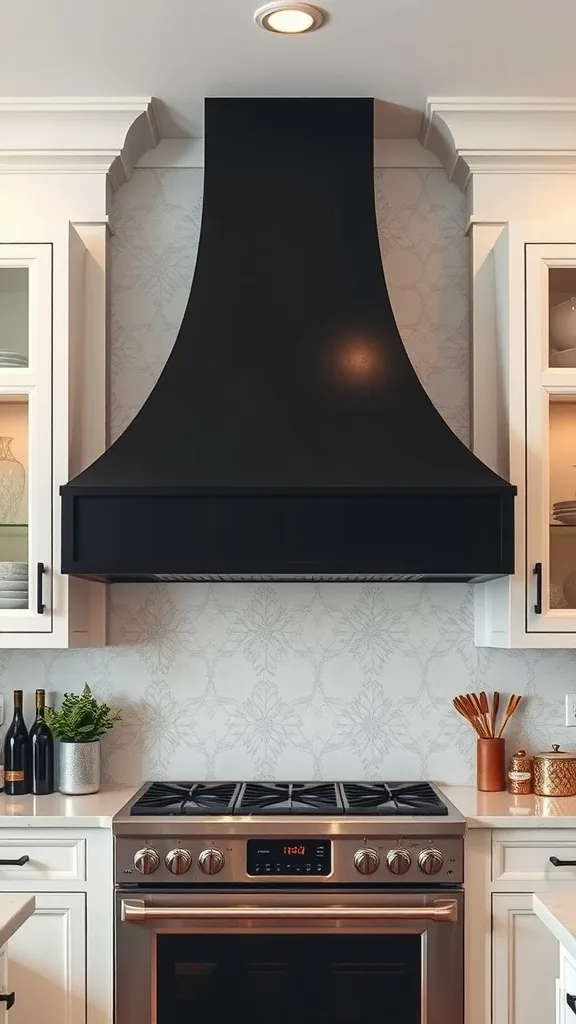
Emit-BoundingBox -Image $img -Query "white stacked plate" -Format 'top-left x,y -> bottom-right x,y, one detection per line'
0,351 -> 27,367
0,562 -> 28,607
553,501 -> 576,525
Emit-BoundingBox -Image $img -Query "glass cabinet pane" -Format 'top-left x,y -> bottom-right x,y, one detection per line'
0,268 -> 29,368
0,396 -> 28,608
550,396 -> 576,608
549,267 -> 576,367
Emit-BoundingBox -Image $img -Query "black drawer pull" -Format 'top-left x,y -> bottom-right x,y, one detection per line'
0,992 -> 15,1009
567,993 -> 576,1014
534,561 -> 543,614
37,562 -> 45,615
550,857 -> 576,867
0,856 -> 29,867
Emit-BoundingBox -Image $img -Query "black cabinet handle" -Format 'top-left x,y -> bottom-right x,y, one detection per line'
534,562 -> 543,614
36,562 -> 45,615
550,857 -> 576,867
567,993 -> 576,1014
0,856 -> 29,867
0,992 -> 15,1009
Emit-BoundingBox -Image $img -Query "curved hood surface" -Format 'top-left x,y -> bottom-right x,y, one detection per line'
61,97 -> 515,582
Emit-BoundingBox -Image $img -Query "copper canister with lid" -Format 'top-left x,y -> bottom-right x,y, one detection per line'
533,745 -> 576,797
507,750 -> 533,794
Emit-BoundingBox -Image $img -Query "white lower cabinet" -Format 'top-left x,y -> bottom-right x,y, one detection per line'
8,893 -> 85,1024
0,826 -> 112,1024
492,893 -> 559,1024
467,828 -> 576,1024
0,948 -> 7,1024
559,947 -> 576,1024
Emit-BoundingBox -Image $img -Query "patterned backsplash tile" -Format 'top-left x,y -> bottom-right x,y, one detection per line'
2,167 -> 574,784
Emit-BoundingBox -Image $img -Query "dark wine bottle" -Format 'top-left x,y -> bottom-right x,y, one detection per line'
4,690 -> 29,795
30,689 -> 54,796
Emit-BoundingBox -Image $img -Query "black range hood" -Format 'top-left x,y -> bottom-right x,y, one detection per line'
61,97 -> 515,583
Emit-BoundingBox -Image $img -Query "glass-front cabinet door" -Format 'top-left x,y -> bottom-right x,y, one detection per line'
526,243 -> 576,633
0,245 -> 52,633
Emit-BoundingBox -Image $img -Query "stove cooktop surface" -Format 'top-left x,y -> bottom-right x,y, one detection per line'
129,781 -> 449,817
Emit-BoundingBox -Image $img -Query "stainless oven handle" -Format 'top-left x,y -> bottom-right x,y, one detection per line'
121,898 -> 458,923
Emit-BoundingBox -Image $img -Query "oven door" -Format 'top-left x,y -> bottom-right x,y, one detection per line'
116,888 -> 463,1024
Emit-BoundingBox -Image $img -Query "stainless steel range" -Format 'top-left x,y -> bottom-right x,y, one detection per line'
114,781 -> 465,1024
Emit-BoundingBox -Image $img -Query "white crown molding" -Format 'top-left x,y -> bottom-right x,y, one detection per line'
136,137 -> 441,170
421,97 -> 576,190
0,98 -> 159,188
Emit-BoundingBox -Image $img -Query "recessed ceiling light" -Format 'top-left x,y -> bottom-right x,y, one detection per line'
254,2 -> 326,34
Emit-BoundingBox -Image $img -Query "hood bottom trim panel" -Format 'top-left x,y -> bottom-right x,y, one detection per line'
62,489 -> 514,583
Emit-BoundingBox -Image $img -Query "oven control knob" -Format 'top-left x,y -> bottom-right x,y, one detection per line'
133,847 -> 160,875
166,849 -> 192,875
385,849 -> 412,875
198,848 -> 225,875
353,848 -> 380,875
418,849 -> 444,875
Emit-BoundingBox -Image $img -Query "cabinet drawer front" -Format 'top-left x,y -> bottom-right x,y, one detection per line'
0,838 -> 85,882
562,951 -> 576,1017
493,830 -> 576,882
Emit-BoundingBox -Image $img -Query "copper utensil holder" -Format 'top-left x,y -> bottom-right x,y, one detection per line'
477,738 -> 506,792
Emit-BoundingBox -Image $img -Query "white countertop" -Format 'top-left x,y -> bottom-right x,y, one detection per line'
2,783 -> 576,830
0,895 -> 35,947
0,786 -> 138,828
534,893 -> 576,960
439,785 -> 576,827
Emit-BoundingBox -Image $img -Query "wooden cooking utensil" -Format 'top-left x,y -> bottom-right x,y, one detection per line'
467,693 -> 490,737
479,691 -> 492,737
458,694 -> 489,737
453,697 -> 485,737
470,692 -> 484,719
491,691 -> 500,738
496,694 -> 522,739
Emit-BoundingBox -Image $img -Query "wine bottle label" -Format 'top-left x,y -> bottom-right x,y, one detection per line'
5,770 -> 24,783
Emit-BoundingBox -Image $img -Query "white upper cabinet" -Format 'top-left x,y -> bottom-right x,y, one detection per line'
0,98 -> 156,649
526,242 -> 576,636
0,225 -> 106,648
0,245 -> 52,634
475,223 -> 576,647
422,98 -> 576,649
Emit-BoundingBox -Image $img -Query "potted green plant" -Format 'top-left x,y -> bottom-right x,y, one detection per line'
45,685 -> 121,795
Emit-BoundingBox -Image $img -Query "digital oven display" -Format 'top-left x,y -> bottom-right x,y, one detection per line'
247,839 -> 332,876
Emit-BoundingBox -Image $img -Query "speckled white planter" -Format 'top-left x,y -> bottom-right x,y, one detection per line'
58,741 -> 101,795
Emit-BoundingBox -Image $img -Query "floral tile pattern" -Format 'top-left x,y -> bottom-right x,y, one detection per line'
1,165 -> 575,784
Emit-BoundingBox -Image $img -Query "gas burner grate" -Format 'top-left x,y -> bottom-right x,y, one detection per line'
237,782 -> 343,815
129,780 -> 449,816
130,782 -> 241,816
340,781 -> 448,816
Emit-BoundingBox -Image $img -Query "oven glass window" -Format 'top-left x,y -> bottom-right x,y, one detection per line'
157,934 -> 421,1021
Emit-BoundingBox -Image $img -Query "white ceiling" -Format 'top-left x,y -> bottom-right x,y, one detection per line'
3,0 -> 576,137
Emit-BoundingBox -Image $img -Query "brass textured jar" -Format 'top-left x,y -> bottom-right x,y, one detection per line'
533,745 -> 576,797
507,750 -> 533,794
